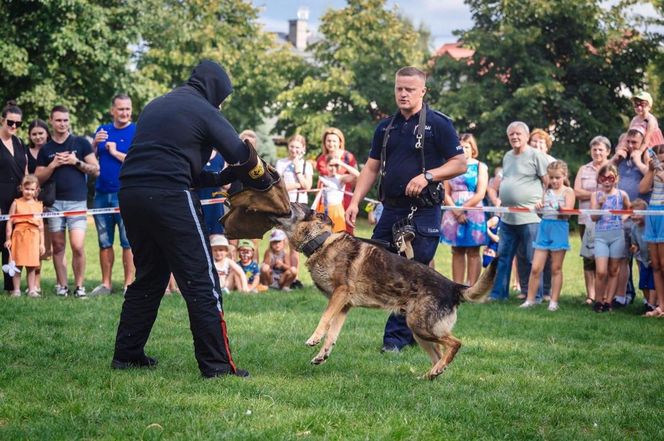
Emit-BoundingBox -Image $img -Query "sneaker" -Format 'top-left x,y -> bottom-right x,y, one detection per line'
90,285 -> 112,296
111,355 -> 158,370
519,300 -> 537,308
291,279 -> 304,290
9,290 -> 21,297
547,302 -> 559,312
380,345 -> 402,353
27,290 -> 41,298
73,286 -> 87,299
55,284 -> 69,297
543,295 -> 551,302
221,287 -> 230,295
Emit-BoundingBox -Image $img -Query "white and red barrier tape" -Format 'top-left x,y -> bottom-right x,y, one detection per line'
439,205 -> 664,216
0,197 -> 228,222
3,195 -> 664,221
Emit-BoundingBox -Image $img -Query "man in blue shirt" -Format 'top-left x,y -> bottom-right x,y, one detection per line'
35,105 -> 99,298
89,95 -> 136,296
346,66 -> 466,352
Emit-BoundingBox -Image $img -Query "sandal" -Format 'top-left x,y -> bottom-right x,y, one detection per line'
644,307 -> 664,318
584,297 -> 594,305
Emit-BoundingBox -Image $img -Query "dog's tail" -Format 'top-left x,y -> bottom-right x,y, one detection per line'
460,259 -> 497,303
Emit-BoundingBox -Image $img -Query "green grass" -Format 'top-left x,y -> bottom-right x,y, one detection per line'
1,219 -> 663,440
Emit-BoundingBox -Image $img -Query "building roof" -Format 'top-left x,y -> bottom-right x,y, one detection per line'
434,42 -> 475,60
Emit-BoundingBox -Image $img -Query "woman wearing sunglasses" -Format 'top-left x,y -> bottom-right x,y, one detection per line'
0,100 -> 28,293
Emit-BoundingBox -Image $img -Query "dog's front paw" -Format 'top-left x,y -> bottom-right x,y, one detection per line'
310,354 -> 328,365
305,335 -> 322,346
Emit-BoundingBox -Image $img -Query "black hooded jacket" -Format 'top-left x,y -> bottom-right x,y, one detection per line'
120,60 -> 247,190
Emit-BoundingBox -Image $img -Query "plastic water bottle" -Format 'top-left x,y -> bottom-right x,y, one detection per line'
648,148 -> 663,172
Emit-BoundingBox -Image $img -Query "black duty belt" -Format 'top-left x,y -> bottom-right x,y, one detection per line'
383,195 -> 421,208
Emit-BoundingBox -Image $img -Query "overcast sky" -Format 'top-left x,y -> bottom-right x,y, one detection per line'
253,1 -> 660,50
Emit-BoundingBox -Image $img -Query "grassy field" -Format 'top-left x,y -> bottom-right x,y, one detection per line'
1,218 -> 663,440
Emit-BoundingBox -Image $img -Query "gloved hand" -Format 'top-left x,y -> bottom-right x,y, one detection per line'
232,138 -> 278,191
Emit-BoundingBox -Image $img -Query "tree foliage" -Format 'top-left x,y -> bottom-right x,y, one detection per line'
427,0 -> 661,168
131,0 -> 306,137
274,0 -> 426,159
0,0 -> 143,132
1,0 -> 305,143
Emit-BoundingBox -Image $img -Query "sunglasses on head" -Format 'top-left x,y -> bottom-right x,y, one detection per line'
5,119 -> 22,128
598,175 -> 616,184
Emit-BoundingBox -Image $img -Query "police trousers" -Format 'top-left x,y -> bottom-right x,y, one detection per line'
113,187 -> 237,376
372,204 -> 441,350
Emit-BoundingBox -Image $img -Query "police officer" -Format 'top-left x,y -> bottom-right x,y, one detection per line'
111,60 -> 280,378
346,66 -> 466,352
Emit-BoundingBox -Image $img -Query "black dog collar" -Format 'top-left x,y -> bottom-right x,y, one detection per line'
301,231 -> 332,257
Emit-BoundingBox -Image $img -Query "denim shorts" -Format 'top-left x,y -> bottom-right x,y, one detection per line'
644,204 -> 664,243
47,200 -> 88,233
594,229 -> 626,259
93,191 -> 130,249
533,219 -> 570,251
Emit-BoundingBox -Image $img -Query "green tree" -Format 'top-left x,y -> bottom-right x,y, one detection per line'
0,0 -> 143,133
648,0 -> 664,118
274,0 -> 426,159
132,0 -> 306,135
428,0 -> 660,168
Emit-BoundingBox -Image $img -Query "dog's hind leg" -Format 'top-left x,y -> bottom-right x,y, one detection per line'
311,305 -> 351,365
425,335 -> 462,380
306,285 -> 351,347
412,333 -> 442,366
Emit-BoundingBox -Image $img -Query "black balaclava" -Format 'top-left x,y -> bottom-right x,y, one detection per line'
186,60 -> 233,108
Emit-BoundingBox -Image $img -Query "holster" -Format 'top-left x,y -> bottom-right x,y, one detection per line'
415,182 -> 444,208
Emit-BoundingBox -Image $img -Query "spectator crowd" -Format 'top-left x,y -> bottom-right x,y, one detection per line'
2,88 -> 663,319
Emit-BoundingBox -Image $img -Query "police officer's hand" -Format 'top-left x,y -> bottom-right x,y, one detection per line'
405,174 -> 428,197
345,203 -> 359,228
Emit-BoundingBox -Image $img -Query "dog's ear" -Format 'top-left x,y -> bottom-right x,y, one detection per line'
315,211 -> 334,226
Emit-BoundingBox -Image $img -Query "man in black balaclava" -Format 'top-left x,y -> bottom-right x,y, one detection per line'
111,60 -> 278,378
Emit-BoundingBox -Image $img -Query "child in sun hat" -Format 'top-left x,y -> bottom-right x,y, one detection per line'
210,234 -> 248,293
630,91 -> 664,148
236,239 -> 266,292
260,229 -> 297,291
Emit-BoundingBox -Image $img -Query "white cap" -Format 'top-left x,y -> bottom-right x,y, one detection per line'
269,229 -> 287,242
210,234 -> 231,248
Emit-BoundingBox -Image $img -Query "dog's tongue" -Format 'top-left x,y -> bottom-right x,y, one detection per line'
221,179 -> 291,239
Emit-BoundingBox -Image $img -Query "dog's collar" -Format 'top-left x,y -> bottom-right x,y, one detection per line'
300,231 -> 332,257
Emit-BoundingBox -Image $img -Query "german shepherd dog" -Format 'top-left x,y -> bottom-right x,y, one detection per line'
271,203 -> 497,380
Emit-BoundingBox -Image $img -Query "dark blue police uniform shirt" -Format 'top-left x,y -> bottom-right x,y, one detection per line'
37,135 -> 93,202
369,106 -> 462,199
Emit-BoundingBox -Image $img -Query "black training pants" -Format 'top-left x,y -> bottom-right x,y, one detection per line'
113,187 -> 237,376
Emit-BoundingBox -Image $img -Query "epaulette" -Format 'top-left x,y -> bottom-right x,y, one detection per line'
431,109 -> 452,122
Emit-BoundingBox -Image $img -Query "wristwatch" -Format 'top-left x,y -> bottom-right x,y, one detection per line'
424,171 -> 434,184
76,160 -> 82,168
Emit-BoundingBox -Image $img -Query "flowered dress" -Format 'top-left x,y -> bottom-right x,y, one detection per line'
441,162 -> 487,246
